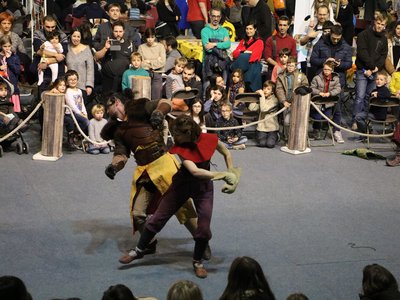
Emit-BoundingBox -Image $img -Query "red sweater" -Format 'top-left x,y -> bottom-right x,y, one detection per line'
232,38 -> 264,63
264,33 -> 297,62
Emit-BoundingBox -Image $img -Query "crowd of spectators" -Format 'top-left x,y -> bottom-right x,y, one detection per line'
2,259 -> 400,299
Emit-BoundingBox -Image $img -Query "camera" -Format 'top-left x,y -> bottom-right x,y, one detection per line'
109,39 -> 121,51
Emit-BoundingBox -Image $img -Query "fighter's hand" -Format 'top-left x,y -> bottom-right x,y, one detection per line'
150,110 -> 164,129
212,171 -> 237,185
105,164 -> 117,180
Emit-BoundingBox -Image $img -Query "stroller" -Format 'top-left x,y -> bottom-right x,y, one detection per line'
0,76 -> 29,157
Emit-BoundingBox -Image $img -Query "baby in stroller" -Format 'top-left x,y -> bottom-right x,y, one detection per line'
0,76 -> 28,156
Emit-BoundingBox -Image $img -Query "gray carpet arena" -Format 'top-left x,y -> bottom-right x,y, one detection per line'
1,126 -> 399,300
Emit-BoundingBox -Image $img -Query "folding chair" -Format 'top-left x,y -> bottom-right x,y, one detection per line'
366,97 -> 400,148
308,95 -> 339,147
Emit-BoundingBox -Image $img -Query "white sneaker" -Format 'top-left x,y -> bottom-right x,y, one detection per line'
333,131 -> 344,144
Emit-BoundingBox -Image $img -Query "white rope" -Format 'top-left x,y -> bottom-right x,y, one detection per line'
64,104 -> 110,146
168,106 -> 288,131
0,98 -> 45,143
309,101 -> 394,138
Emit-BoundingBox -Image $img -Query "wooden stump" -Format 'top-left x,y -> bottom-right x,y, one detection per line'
288,92 -> 311,151
33,92 -> 64,161
131,76 -> 151,99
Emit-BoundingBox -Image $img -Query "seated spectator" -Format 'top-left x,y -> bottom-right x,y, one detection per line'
309,61 -> 341,140
37,31 -> 63,86
275,56 -> 309,140
359,263 -> 400,300
271,48 -> 290,83
64,70 -> 90,149
227,69 -> 245,105
167,280 -> 203,300
231,21 -> 263,91
102,283 -> 156,300
166,57 -> 188,99
355,72 -> 391,135
182,62 -> 203,98
205,74 -> 225,102
219,256 -> 276,300
216,103 -> 248,149
0,75 -> 24,132
389,66 -> 400,98
73,0 -> 109,21
121,52 -> 149,91
87,104 -> 110,154
189,98 -> 206,132
0,275 -> 32,300
204,85 -> 227,127
250,80 -> 279,148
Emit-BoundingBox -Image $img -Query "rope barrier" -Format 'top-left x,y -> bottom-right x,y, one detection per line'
0,98 -> 45,143
309,101 -> 394,138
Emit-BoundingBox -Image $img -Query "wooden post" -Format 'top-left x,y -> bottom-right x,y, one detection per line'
281,91 -> 312,155
33,92 -> 65,161
131,76 -> 151,99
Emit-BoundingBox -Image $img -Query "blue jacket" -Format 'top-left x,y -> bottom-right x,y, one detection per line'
310,35 -> 353,86
0,53 -> 20,94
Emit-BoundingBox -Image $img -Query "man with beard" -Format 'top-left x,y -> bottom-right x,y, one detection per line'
101,91 -> 210,262
32,15 -> 68,95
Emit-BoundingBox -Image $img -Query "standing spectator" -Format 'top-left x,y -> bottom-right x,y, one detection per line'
187,0 -> 208,39
352,12 -> 388,130
264,15 -> 297,80
176,0 -> 190,35
246,0 -> 272,41
219,256 -> 276,300
231,22 -> 264,91
93,3 -> 141,51
362,0 -> 388,26
201,7 -> 231,93
138,28 -> 166,100
310,24 -> 352,143
300,5 -> 330,82
335,0 -> 359,46
385,21 -> 400,76
156,0 -> 181,38
227,0 -> 242,40
32,15 -> 68,95
160,35 -> 182,74
66,27 -> 95,97
95,21 -> 135,93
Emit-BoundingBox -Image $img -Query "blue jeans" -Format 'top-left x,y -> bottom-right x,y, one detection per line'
353,69 -> 376,122
223,136 -> 248,149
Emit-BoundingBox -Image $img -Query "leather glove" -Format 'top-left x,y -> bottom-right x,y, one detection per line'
212,172 -> 237,185
105,164 -> 117,180
150,110 -> 164,129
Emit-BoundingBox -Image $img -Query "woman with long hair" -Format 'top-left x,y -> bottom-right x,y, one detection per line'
231,22 -> 263,91
219,256 -> 276,300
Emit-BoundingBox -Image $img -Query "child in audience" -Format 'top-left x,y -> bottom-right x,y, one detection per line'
216,103 -> 247,150
37,31 -> 63,86
0,35 -> 21,112
271,48 -> 291,83
0,80 -> 23,132
190,98 -> 206,132
355,71 -> 391,134
48,77 -> 67,94
64,70 -> 90,150
121,52 -> 150,91
310,60 -> 341,140
227,69 -> 245,105
204,85 -> 227,127
359,264 -> 400,299
276,56 -> 309,140
87,104 -> 110,154
166,56 -> 188,98
250,80 -> 279,148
